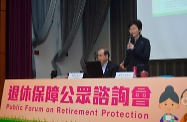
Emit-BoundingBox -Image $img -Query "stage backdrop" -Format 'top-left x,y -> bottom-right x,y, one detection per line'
0,78 -> 186,122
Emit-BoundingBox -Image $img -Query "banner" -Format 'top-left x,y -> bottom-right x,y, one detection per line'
0,78 -> 186,122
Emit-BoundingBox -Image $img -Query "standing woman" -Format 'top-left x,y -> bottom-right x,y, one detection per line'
120,19 -> 151,77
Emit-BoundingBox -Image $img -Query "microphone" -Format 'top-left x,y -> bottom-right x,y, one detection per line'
128,35 -> 133,43
127,35 -> 133,50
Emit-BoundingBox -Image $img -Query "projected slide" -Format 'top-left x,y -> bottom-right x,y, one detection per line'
137,0 -> 187,60
152,0 -> 187,16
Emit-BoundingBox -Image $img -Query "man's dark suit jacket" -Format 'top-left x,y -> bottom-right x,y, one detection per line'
103,61 -> 119,78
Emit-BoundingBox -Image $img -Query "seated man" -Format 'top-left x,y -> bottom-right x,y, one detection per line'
97,48 -> 119,78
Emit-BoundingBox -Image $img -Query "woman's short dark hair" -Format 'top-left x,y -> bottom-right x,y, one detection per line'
128,19 -> 142,30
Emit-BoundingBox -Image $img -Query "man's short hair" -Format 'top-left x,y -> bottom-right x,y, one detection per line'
104,49 -> 110,58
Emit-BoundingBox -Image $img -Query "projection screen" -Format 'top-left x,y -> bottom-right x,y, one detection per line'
137,0 -> 187,60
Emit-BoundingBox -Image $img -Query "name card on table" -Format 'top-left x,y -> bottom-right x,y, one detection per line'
115,72 -> 134,78
68,72 -> 83,79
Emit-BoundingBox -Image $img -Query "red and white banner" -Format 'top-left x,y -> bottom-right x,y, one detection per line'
0,78 -> 186,122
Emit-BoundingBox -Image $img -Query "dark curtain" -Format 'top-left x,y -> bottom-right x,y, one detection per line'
31,0 -> 57,78
32,0 -> 57,47
80,0 -> 111,71
6,0 -> 33,79
149,59 -> 187,76
110,0 -> 136,67
51,0 -> 86,75
110,0 -> 187,76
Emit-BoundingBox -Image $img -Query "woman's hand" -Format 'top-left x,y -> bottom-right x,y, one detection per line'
127,42 -> 134,50
120,61 -> 126,71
